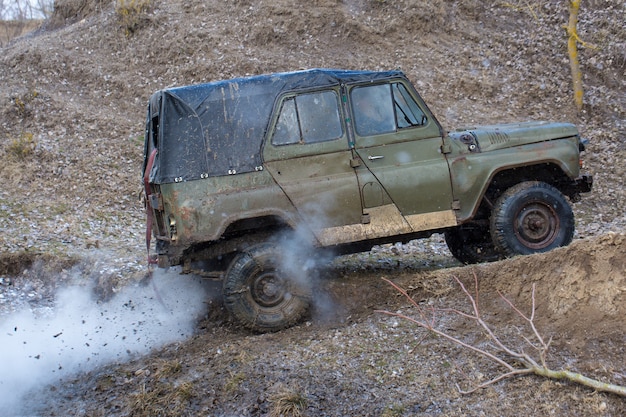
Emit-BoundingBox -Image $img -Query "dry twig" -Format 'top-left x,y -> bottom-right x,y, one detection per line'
377,273 -> 626,396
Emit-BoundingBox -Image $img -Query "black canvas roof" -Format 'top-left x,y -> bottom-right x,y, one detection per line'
145,68 -> 404,184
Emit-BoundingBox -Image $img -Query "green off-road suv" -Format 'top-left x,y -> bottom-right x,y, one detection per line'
143,69 -> 592,331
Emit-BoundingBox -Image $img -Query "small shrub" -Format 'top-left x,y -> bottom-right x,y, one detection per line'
8,132 -> 37,159
12,90 -> 38,116
382,404 -> 405,417
116,0 -> 152,36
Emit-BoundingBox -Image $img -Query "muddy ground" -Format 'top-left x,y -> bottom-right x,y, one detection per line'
0,0 -> 625,416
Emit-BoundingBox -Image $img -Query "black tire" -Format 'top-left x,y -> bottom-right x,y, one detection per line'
490,181 -> 574,257
444,224 -> 502,264
222,243 -> 311,332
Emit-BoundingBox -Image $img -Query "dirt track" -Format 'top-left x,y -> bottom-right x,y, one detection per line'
0,0 -> 625,416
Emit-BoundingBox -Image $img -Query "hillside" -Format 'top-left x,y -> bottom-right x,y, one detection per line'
0,0 -> 624,416
0,0 -> 624,259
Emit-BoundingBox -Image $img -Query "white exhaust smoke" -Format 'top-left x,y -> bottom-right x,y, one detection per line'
274,226 -> 340,324
0,268 -> 208,416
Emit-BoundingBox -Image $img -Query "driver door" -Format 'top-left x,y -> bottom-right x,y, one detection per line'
349,81 -> 457,232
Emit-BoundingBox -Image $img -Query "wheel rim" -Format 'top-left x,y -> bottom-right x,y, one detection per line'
251,271 -> 287,308
513,202 -> 559,249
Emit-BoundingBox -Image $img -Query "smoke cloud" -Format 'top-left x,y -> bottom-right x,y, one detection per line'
275,225 -> 340,324
0,268 -> 208,416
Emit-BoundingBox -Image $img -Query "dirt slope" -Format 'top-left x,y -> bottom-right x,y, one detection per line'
1,0 -> 624,260
0,0 -> 625,416
18,233 -> 625,417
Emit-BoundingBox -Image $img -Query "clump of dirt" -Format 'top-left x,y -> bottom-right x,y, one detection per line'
47,0 -> 110,27
0,252 -> 77,277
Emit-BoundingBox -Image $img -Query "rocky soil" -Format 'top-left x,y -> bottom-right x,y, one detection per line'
0,0 -> 624,416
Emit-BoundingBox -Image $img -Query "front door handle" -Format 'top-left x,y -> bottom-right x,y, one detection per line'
368,155 -> 384,161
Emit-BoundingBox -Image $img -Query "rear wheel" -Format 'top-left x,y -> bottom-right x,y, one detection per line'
490,181 -> 574,257
444,224 -> 502,264
223,243 -> 311,332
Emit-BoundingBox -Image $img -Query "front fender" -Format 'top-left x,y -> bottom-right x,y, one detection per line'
448,139 -> 581,221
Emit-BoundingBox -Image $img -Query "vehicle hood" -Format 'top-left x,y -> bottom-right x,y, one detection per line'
448,121 -> 579,153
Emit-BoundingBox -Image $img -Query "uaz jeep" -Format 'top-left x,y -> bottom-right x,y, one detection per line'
143,69 -> 592,331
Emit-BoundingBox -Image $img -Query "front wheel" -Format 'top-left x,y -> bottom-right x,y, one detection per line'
490,181 -> 574,257
222,243 -> 311,332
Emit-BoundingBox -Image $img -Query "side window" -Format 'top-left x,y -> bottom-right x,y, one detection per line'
351,82 -> 428,136
272,90 -> 343,146
351,84 -> 395,136
273,98 -> 299,145
392,83 -> 428,128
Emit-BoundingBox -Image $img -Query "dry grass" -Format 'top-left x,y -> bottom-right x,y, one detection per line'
125,360 -> 194,417
127,380 -> 196,417
0,19 -> 41,46
269,384 -> 308,417
224,371 -> 246,393
153,359 -> 183,379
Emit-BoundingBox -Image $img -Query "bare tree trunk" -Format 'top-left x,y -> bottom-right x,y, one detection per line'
567,0 -> 584,112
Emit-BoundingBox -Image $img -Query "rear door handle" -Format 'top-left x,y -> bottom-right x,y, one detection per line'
368,155 -> 384,161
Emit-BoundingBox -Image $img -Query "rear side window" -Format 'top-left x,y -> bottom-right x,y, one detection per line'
272,90 -> 343,145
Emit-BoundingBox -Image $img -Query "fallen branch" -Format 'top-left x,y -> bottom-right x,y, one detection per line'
377,273 -> 626,397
